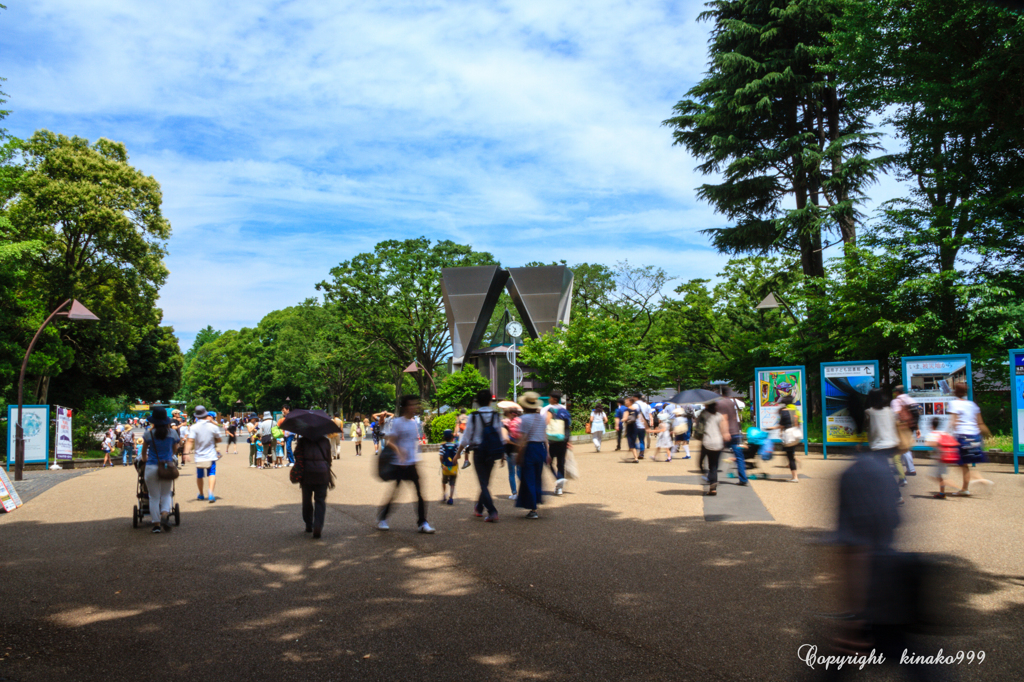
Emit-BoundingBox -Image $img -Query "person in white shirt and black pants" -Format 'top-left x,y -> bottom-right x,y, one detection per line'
458,390 -> 508,523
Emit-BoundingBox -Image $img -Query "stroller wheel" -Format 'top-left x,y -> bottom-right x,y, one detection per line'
174,503 -> 181,526
132,505 -> 139,528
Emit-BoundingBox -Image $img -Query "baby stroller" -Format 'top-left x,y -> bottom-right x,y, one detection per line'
742,427 -> 778,480
132,459 -> 180,528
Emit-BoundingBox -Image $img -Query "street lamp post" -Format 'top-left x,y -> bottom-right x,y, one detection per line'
14,299 -> 99,481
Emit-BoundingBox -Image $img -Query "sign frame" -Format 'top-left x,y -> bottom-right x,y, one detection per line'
6,404 -> 52,469
901,354 -> 972,451
820,360 -> 880,459
754,365 -> 808,457
1011,348 -> 1024,474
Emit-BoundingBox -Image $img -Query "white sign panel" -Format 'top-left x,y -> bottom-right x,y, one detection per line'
55,406 -> 73,459
7,405 -> 51,466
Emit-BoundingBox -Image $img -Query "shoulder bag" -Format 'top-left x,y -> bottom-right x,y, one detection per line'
157,459 -> 179,480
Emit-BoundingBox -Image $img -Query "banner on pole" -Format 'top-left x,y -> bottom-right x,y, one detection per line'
6,404 -> 51,466
1011,349 -> 1024,474
901,355 -> 971,449
821,361 -> 878,446
55,406 -> 73,460
754,365 -> 808,456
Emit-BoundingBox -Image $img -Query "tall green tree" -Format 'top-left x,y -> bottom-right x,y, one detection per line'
664,0 -> 885,278
317,238 -> 498,402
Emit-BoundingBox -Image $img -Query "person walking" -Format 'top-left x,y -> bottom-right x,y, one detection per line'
187,406 -> 222,502
140,407 -> 179,533
258,411 -> 275,468
717,395 -> 748,486
457,389 -> 507,522
246,418 -> 259,467
177,418 -> 191,466
277,405 -> 295,466
101,430 -> 114,467
947,383 -> 994,497
515,392 -> 550,519
671,406 -> 693,459
371,410 -> 393,455
613,399 -> 626,451
890,385 -> 919,478
502,405 -> 522,500
296,434 -> 334,538
225,419 -> 238,455
543,390 -> 571,495
439,430 -> 459,504
353,419 -> 364,456
630,393 -> 651,459
377,396 -> 435,533
695,401 -> 725,495
623,397 -> 641,463
776,395 -> 802,482
588,404 -> 607,452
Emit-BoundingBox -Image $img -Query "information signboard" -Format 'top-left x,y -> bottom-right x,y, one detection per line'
1011,349 -> 1024,474
6,404 -> 51,469
755,365 -> 808,456
901,355 -> 972,450
820,361 -> 879,458
0,469 -> 23,512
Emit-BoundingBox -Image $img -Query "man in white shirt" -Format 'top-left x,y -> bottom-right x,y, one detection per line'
378,396 -> 435,534
631,393 -> 652,458
187,406 -> 223,502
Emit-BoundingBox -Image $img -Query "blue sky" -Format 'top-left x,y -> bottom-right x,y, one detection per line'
4,1 -> 902,350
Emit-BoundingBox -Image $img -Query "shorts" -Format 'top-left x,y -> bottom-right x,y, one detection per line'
197,461 -> 217,477
228,434 -> 237,444
442,475 -> 457,485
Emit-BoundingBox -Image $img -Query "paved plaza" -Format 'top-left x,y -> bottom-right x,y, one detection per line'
2,441 -> 1022,681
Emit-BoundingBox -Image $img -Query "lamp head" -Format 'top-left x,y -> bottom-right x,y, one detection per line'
67,300 -> 100,321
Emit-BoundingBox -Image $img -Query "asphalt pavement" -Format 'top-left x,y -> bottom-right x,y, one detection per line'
1,440 -> 1022,681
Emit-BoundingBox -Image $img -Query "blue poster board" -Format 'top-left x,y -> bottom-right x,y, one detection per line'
1011,349 -> 1024,474
901,354 -> 972,451
820,361 -> 879,459
6,404 -> 52,469
754,365 -> 808,457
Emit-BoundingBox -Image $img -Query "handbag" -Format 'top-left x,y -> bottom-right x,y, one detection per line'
156,459 -> 179,480
377,444 -> 400,481
585,422 -> 592,434
290,452 -> 304,484
782,426 -> 803,448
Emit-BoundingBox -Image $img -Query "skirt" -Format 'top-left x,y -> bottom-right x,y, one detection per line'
656,431 -> 672,449
516,442 -> 546,510
956,434 -> 987,465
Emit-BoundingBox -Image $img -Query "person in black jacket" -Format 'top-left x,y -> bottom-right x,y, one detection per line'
295,436 -> 334,538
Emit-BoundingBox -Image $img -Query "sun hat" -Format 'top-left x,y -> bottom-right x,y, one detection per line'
262,411 -> 272,419
194,405 -> 209,418
443,429 -> 454,440
150,406 -> 172,426
518,391 -> 541,410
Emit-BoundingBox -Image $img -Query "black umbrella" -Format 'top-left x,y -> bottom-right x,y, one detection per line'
667,388 -> 723,405
279,409 -> 341,440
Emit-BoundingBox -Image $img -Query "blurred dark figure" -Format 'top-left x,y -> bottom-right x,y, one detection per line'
818,391 -> 946,681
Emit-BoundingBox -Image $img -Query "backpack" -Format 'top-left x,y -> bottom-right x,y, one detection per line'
440,444 -> 459,476
474,412 -> 505,461
905,400 -> 922,430
692,413 -> 706,441
936,432 -> 960,464
545,407 -> 571,442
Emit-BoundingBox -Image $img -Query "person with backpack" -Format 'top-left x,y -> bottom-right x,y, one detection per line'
623,396 -> 643,463
777,395 -> 802,482
630,393 -> 651,458
258,412 -> 276,468
924,416 -> 957,499
543,390 -> 571,495
693,401 -> 725,495
457,390 -> 508,522
439,429 -> 459,504
891,385 -> 919,478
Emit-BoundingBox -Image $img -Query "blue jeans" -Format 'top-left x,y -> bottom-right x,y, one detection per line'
636,429 -> 646,456
285,435 -> 295,463
506,454 -> 520,495
728,435 -> 747,483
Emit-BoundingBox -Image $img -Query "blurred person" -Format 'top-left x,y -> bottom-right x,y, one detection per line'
101,430 -> 113,467
246,418 -> 259,467
924,416 -> 957,499
439,429 -> 459,504
891,385 -> 919,477
947,383 -> 993,497
296,433 -> 334,538
502,405 -> 522,499
515,392 -> 551,519
671,405 -> 693,459
695,401 -> 724,495
651,409 -> 673,461
623,397 -> 642,463
353,419 -> 364,456
717,394 -> 748,485
613,398 -> 626,451
630,393 -> 651,458
258,411 -> 275,467
377,396 -> 435,533
140,407 -> 179,533
276,405 -> 295,465
778,395 -> 802,482
458,389 -> 507,521
187,406 -> 222,502
588,403 -> 608,452
543,390 -> 571,495
225,418 -> 239,455
864,388 -> 903,503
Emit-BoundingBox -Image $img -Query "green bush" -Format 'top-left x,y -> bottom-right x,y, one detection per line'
434,366 -> 491,409
428,411 -> 461,444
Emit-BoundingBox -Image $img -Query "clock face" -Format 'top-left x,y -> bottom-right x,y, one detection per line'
506,321 -> 523,338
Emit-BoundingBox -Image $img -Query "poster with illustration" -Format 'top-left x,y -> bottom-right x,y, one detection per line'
56,406 -> 73,460
6,404 -> 51,466
901,355 -> 971,449
821,362 -> 878,445
1012,350 -> 1024,470
755,366 -> 806,451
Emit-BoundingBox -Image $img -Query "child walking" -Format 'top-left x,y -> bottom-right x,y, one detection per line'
439,429 -> 459,505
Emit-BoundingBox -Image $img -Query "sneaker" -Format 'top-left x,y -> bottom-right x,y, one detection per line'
508,494 -> 517,500
446,497 -> 454,506
789,478 -> 800,482
418,522 -> 436,534
555,489 -> 563,496
197,494 -> 206,501
377,519 -> 390,531
556,478 -> 566,487
249,465 -> 256,468
209,496 -> 216,503
485,512 -> 499,523
473,504 -> 484,517
899,479 -> 908,487
525,510 -> 539,519
907,470 -> 917,476
683,454 -> 691,459
151,525 -> 162,533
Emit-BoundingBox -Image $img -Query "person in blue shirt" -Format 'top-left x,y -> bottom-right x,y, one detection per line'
614,399 -> 627,451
